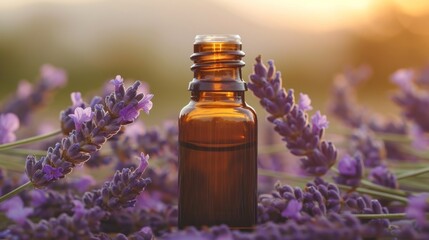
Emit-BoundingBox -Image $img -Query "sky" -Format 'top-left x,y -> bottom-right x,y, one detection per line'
1,0 -> 429,125
1,0 -> 429,32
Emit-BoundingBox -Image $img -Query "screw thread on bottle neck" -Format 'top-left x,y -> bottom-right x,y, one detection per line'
188,34 -> 247,92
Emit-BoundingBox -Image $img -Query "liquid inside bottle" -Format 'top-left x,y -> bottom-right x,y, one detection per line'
178,35 -> 257,229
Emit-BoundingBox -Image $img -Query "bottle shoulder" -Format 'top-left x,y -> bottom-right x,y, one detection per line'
179,100 -> 257,122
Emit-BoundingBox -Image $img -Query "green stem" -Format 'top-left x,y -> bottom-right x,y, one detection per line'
0,148 -> 47,157
329,127 -> 411,144
337,184 -> 408,203
259,169 -> 408,203
354,213 -> 406,220
0,130 -> 61,151
360,179 -> 409,197
397,166 -> 429,180
331,168 -> 410,197
400,145 -> 429,160
0,158 -> 25,172
400,180 -> 429,192
0,181 -> 32,203
258,169 -> 311,185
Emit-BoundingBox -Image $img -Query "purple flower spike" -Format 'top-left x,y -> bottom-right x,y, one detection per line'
111,75 -> 124,90
391,69 -> 414,92
1,64 -> 67,124
334,154 -> 363,188
119,93 -> 154,122
136,153 -> 150,173
68,107 -> 94,131
281,199 -> 302,219
368,165 -> 398,189
298,93 -> 312,112
248,56 -> 336,176
311,111 -> 329,134
71,92 -> 83,107
26,79 -> 153,188
42,164 -> 64,181
17,80 -> 32,99
40,64 -> 67,88
0,113 -> 20,144
0,196 -> 33,225
83,153 -> 151,211
406,193 -> 429,226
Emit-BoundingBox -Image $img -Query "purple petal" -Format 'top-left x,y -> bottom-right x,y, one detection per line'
281,199 -> 302,219
391,69 -> 414,92
138,94 -> 154,114
40,64 -> 67,88
298,93 -> 313,112
42,164 -> 63,181
71,92 -> 83,107
111,75 -> 124,90
311,111 -> 328,133
136,153 -> 149,173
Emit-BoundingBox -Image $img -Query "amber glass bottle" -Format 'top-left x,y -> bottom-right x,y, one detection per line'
178,34 -> 257,229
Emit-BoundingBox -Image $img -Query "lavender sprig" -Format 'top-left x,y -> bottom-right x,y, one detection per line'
258,178 -> 341,223
369,166 -> 398,189
248,56 -> 337,176
1,64 -> 67,124
391,69 -> 429,133
24,77 -> 153,189
334,153 -> 363,188
0,113 -> 20,144
349,127 -> 385,168
6,204 -> 106,240
83,153 -> 151,211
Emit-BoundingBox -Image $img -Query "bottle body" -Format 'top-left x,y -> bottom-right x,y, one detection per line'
178,35 -> 257,229
178,91 -> 257,228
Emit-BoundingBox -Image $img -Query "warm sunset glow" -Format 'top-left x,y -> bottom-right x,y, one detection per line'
216,0 -> 376,32
216,0 -> 429,32
393,0 -> 429,16
0,0 -> 104,9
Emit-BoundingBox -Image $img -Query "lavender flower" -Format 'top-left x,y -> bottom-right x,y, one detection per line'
392,68 -> 429,132
298,93 -> 313,112
328,65 -> 372,128
0,113 -> 20,144
258,178 -> 341,223
368,165 -> 398,189
25,79 -> 153,188
103,227 -> 153,240
334,154 -> 363,188
100,205 -> 177,236
406,193 -> 429,226
163,213 -> 363,240
410,124 -> 429,150
343,194 -> 390,237
349,127 -> 385,168
248,56 -> 337,176
391,69 -> 415,93
68,107 -> 94,131
1,64 -> 67,124
82,153 -> 151,211
0,196 -> 33,225
329,66 -> 410,161
7,205 -> 106,240
30,189 -> 76,219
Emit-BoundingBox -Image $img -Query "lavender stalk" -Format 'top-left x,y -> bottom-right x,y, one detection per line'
248,56 -> 337,176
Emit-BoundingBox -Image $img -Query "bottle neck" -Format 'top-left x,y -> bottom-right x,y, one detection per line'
188,40 -> 247,92
191,91 -> 245,103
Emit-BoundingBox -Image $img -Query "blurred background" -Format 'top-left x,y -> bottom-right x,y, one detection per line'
1,0 -> 429,127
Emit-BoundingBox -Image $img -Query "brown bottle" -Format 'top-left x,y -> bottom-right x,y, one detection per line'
178,34 -> 257,229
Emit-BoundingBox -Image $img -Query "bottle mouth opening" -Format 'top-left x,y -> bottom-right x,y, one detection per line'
194,34 -> 241,44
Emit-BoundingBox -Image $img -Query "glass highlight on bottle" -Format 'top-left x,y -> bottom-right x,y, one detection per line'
178,34 -> 257,229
